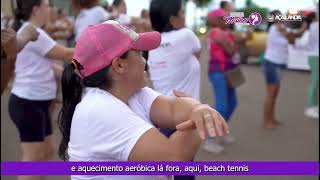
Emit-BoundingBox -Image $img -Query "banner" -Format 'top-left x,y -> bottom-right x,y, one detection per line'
1,161 -> 319,176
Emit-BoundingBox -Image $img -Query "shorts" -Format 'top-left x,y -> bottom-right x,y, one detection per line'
8,94 -> 53,142
262,59 -> 286,85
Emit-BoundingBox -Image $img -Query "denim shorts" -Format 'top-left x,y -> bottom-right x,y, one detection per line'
262,59 -> 286,85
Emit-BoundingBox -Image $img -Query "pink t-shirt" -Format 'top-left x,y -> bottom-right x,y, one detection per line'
208,27 -> 235,72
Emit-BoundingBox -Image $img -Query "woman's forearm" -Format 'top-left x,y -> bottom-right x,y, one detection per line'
171,97 -> 201,126
150,95 -> 201,128
1,55 -> 16,94
168,129 -> 202,161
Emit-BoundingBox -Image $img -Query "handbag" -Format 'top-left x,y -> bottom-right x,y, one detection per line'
224,65 -> 245,88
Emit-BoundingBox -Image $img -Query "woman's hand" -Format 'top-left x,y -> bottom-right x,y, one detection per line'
173,90 -> 230,140
1,28 -> 17,58
20,24 -> 39,42
15,25 -> 39,52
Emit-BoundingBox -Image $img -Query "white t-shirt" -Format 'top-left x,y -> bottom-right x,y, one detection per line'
68,87 -> 161,180
1,11 -> 5,29
148,28 -> 201,100
11,22 -> 57,100
74,6 -> 110,40
307,21 -> 319,56
115,14 -> 131,26
264,24 -> 289,65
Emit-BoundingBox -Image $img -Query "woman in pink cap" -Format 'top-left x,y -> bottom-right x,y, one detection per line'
58,20 -> 230,180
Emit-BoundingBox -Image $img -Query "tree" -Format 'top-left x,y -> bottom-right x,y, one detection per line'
193,0 -> 211,8
185,0 -> 212,31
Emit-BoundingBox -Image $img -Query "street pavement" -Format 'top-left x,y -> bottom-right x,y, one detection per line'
1,42 -> 318,180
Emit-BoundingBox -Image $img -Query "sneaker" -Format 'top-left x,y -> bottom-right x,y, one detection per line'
219,135 -> 236,145
202,139 -> 224,153
305,107 -> 319,119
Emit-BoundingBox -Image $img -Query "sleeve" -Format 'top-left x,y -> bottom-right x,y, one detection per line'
119,115 -> 154,160
88,100 -> 154,161
184,28 -> 201,53
136,87 -> 162,120
33,29 -> 56,56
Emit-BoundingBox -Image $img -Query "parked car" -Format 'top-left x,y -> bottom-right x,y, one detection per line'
234,24 -> 267,64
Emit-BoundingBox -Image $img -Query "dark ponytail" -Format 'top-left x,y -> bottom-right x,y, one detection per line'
57,53 -> 129,160
58,63 -> 83,161
150,0 -> 182,33
12,0 -> 23,31
11,0 -> 42,31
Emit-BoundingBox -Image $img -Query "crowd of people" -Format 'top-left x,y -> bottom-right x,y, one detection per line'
1,0 -> 319,180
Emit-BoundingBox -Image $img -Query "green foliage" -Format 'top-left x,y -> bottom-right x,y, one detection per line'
241,7 -> 268,20
186,0 -> 211,8
237,1 -> 269,22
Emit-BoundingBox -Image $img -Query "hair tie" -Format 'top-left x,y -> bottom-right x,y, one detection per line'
71,60 -> 78,69
71,60 -> 84,78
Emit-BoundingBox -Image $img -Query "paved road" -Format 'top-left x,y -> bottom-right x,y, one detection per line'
1,42 -> 318,180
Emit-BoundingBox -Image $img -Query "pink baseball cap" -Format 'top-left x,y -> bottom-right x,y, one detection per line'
207,8 -> 227,23
73,20 -> 161,77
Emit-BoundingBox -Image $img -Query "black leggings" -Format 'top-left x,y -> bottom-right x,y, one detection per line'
8,94 -> 53,142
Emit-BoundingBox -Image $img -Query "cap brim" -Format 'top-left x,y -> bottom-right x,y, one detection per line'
131,31 -> 161,51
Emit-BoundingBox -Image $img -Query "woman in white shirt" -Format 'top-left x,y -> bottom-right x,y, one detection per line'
111,0 -> 130,26
148,1 -> 201,179
9,1 -> 74,180
58,20 -> 229,180
148,0 -> 201,140
72,0 -> 110,39
262,10 -> 307,129
111,0 -> 141,31
148,0 -> 201,102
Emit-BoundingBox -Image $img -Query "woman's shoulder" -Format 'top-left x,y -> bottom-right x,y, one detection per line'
90,6 -> 108,15
178,27 -> 196,36
77,90 -> 127,123
165,28 -> 197,41
18,22 -> 53,47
